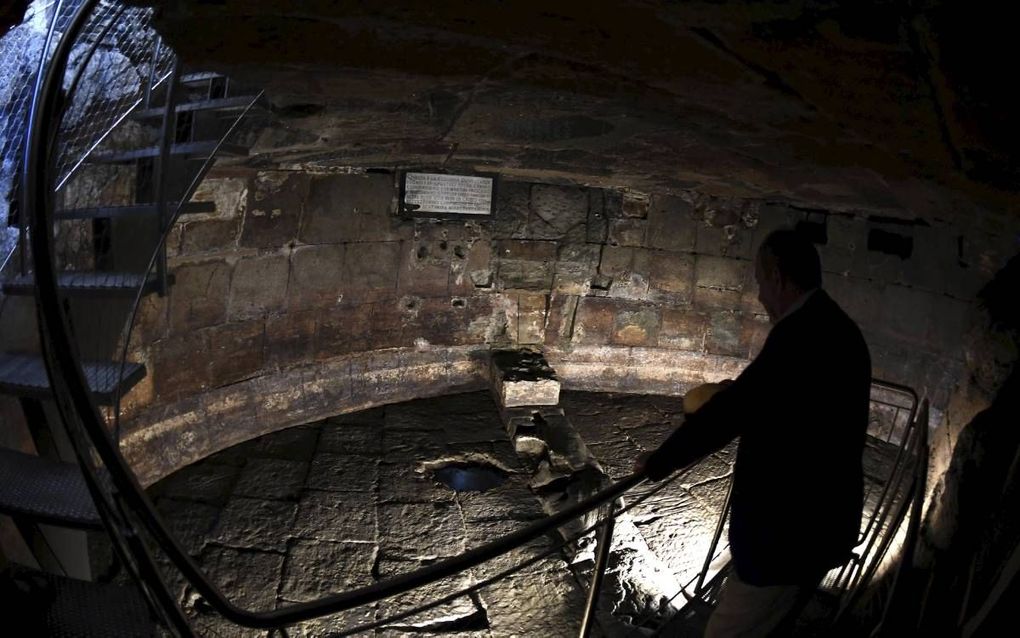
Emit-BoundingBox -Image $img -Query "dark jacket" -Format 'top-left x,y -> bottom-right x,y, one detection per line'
645,290 -> 871,586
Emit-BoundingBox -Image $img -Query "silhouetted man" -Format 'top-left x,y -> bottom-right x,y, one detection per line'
636,229 -> 872,637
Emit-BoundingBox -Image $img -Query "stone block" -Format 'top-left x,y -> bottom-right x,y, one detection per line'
696,220 -> 755,259
280,540 -> 375,602
572,297 -> 617,345
378,501 -> 465,559
553,243 -> 599,294
265,310 -> 317,369
151,332 -> 212,400
586,188 -> 610,243
706,311 -> 749,358
608,217 -> 647,246
695,254 -> 747,290
452,236 -> 493,293
305,452 -> 378,493
232,457 -> 308,501
292,488 -> 377,543
516,293 -> 548,345
288,244 -> 345,308
599,246 -> 651,300
242,171 -> 308,248
481,571 -> 586,637
152,498 -> 219,557
529,184 -> 588,241
317,423 -> 382,456
197,545 -> 285,609
149,460 -> 240,506
622,191 -> 650,218
659,308 -> 709,351
207,319 -> 266,386
227,254 -> 289,321
647,194 -> 696,252
612,306 -> 660,347
300,173 -> 401,243
901,222 -> 956,293
490,349 -> 560,407
543,294 -> 579,346
397,239 -> 450,296
169,259 -> 231,332
648,250 -> 695,299
494,239 -> 557,290
753,202 -> 803,239
210,497 -> 297,552
378,461 -> 455,504
491,180 -> 530,239
343,241 -> 401,294
818,213 -> 862,277
381,428 -> 448,462
457,479 -> 544,522
178,218 -> 241,255
375,558 -> 477,626
232,425 -> 320,461
693,284 -> 742,313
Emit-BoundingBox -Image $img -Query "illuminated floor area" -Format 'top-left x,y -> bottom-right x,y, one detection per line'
90,390 -> 898,636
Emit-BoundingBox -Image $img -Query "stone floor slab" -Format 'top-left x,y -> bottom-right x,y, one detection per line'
279,539 -> 375,601
292,489 -> 377,543
233,457 -> 310,501
210,497 -> 298,552
154,497 -> 221,557
317,423 -> 383,456
305,453 -> 378,492
379,502 -> 465,560
149,459 -> 241,505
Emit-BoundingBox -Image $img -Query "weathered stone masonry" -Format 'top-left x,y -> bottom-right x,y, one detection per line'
119,167 -> 1016,483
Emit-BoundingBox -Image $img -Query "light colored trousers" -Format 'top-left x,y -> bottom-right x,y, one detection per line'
704,572 -> 818,638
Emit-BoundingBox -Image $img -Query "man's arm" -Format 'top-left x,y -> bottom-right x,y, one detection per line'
640,329 -> 784,480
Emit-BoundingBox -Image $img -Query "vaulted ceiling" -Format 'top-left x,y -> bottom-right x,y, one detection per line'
137,1 -> 1016,219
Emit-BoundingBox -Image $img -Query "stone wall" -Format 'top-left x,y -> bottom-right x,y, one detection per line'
120,166 -> 1019,481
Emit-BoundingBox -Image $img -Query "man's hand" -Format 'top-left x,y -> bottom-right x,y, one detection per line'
682,380 -> 733,414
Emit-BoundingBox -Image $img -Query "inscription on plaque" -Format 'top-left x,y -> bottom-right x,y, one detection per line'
403,172 -> 493,216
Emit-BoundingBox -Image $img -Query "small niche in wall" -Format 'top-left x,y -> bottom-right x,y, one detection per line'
868,228 -> 913,259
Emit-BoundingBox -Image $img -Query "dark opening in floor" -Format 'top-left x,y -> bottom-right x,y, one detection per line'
434,462 -> 508,492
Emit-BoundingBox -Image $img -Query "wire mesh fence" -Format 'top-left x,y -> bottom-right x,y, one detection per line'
1,0 -> 172,273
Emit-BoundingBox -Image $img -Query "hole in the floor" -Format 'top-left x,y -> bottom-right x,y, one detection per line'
433,462 -> 508,492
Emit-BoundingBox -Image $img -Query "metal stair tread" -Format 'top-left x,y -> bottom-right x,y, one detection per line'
88,140 -> 248,163
179,71 -> 223,84
132,94 -> 258,119
55,200 -> 216,219
3,272 -> 159,296
1,563 -> 156,637
0,447 -> 101,528
0,354 -> 146,404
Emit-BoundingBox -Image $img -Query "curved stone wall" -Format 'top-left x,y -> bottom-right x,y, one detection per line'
119,166 -> 1018,483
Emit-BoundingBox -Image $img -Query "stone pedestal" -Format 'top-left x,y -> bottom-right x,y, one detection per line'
490,349 -> 561,408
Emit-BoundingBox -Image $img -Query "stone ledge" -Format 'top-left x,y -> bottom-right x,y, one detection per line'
121,345 -> 490,485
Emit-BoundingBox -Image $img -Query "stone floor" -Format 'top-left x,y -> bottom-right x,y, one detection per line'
94,389 -> 902,637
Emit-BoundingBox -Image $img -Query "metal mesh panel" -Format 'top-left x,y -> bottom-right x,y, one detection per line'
0,1 -> 68,270
55,0 -> 174,189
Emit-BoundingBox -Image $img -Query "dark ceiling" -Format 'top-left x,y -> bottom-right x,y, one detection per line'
134,1 -> 1017,217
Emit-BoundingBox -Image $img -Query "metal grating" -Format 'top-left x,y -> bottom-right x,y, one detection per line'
0,353 -> 146,403
0,447 -> 101,528
2,562 -> 156,637
3,271 -> 158,296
